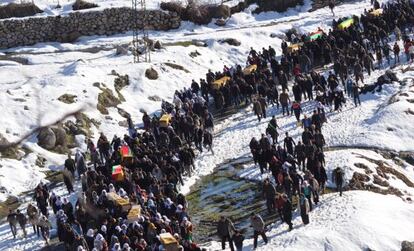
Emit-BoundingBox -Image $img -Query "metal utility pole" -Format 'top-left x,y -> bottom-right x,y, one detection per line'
131,0 -> 151,63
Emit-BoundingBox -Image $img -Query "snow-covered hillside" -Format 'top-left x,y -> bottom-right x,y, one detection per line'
0,0 -> 375,200
1,0 -> 414,250
205,191 -> 414,251
1,0 -> 233,17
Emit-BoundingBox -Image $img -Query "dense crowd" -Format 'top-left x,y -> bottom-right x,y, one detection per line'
215,0 -> 412,250
5,0 -> 414,250
6,78 -> 219,251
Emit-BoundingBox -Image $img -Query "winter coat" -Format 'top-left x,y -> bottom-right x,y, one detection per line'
332,168 -> 344,185
279,93 -> 290,105
233,233 -> 245,249
298,196 -> 310,215
282,199 -> 293,221
217,218 -> 235,238
7,212 -> 17,226
250,215 -> 265,232
263,183 -> 276,200
16,212 -> 27,226
27,205 -> 40,225
253,101 -> 263,115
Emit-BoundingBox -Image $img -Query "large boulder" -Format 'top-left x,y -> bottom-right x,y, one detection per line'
154,40 -> 163,50
402,241 -> 414,251
219,38 -> 241,46
115,45 -> 128,56
215,18 -> 227,26
145,68 -> 158,80
51,126 -> 67,147
37,127 -> 56,150
0,133 -> 22,159
209,5 -> 231,19
72,0 -> 98,10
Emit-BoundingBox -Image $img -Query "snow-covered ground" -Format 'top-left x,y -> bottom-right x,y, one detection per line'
1,0 -> 414,250
205,191 -> 414,251
2,0 -> 239,18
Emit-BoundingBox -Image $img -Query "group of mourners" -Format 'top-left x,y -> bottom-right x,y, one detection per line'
6,78 -> 220,251
6,0 -> 414,250
216,0 -> 413,250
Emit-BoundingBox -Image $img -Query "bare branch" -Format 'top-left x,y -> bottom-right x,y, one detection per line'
0,107 -> 86,152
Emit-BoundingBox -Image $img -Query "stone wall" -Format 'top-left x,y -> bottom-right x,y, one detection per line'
0,8 -> 181,49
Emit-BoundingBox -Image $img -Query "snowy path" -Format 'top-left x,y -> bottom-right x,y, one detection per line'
182,65 -> 414,193
1,0 -> 414,250
204,191 -> 414,251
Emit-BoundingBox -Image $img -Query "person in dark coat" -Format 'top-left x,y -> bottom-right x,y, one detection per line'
64,154 -> 76,178
282,195 -> 293,231
298,194 -> 310,225
314,130 -> 326,150
63,169 -> 75,194
16,209 -> 27,237
233,230 -> 245,251
262,178 -> 276,213
352,82 -> 361,106
267,116 -> 280,144
279,90 -> 290,116
332,167 -> 344,196
284,132 -> 296,155
217,216 -> 236,251
253,100 -> 263,122
295,141 -> 306,170
203,130 -> 214,154
7,210 -> 18,239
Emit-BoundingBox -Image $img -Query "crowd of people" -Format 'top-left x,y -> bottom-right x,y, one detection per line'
219,0 -> 413,250
5,0 -> 414,250
6,78 -> 220,251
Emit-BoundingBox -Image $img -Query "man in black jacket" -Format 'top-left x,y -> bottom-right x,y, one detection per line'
217,216 -> 236,251
282,195 -> 293,231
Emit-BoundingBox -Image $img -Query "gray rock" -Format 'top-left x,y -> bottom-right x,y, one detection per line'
145,68 -> 158,80
115,45 -> 128,55
51,126 -> 67,147
37,127 -> 56,150
215,18 -> 226,26
402,241 -> 414,251
154,40 -> 162,49
220,38 -> 241,46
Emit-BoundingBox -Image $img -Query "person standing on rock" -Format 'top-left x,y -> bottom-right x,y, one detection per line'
332,167 -> 344,196
217,216 -> 236,251
250,213 -> 268,249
